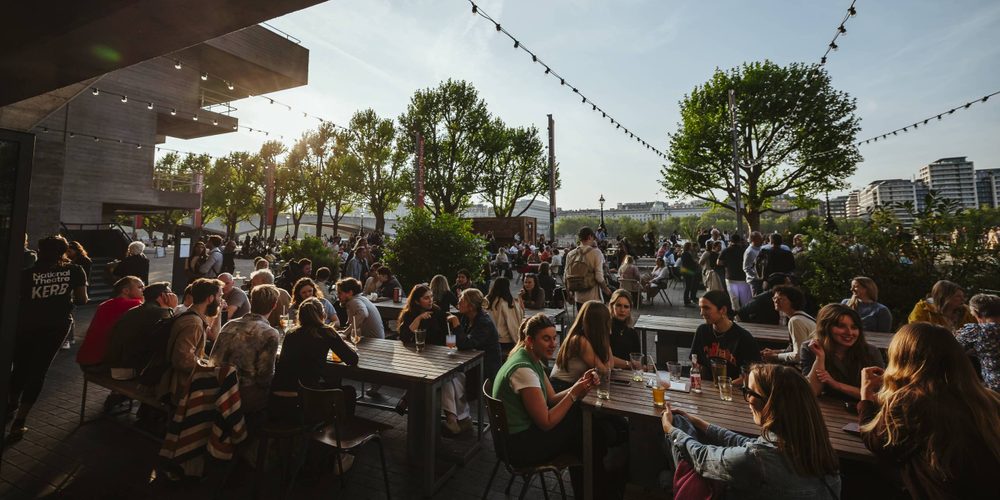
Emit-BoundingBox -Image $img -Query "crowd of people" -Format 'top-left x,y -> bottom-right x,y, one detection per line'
11,224 -> 1000,499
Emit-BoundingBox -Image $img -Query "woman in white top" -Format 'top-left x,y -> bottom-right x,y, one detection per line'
550,300 -> 613,392
485,277 -> 524,354
762,285 -> 815,364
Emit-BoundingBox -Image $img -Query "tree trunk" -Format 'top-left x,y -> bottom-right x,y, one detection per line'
375,212 -> 385,233
258,212 -> 266,238
268,212 -> 277,241
315,200 -> 326,238
745,209 -> 762,233
332,205 -> 341,236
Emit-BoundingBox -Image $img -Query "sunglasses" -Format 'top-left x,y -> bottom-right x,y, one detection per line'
741,385 -> 765,403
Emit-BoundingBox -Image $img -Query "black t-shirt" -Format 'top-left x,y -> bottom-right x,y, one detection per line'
272,326 -> 359,392
20,263 -> 87,326
719,244 -> 747,281
690,322 -> 761,380
610,317 -> 642,361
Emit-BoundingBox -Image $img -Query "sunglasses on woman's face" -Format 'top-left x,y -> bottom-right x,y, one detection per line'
741,385 -> 765,403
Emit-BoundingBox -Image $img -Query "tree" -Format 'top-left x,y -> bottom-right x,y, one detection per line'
660,61 -> 861,232
477,120 -> 558,217
290,123 -> 355,238
383,210 -> 486,289
203,151 -> 262,238
257,140 -> 286,239
398,79 -> 493,216
149,152 -> 210,242
324,153 -> 357,237
278,143 -> 311,239
341,109 -> 410,233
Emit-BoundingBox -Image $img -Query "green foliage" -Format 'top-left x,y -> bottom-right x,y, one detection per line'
661,60 -> 861,231
203,151 -> 263,238
280,236 -> 340,279
384,210 -> 486,290
341,108 -> 410,232
477,120 -> 559,217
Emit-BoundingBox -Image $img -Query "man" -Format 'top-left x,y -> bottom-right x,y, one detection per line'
299,258 -> 313,278
336,277 -> 384,339
719,234 -> 751,311
76,276 -> 145,370
344,246 -> 368,281
219,273 -> 250,322
249,269 -> 292,328
454,269 -> 474,295
743,231 -> 765,295
197,235 -> 225,278
105,282 -> 178,380
158,278 -> 223,405
707,228 -> 727,250
757,233 -> 796,281
735,273 -> 791,325
563,227 -> 610,309
210,284 -> 281,413
690,290 -> 761,386
762,285 -> 815,365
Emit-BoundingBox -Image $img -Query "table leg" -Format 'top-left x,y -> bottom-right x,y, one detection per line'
407,383 -> 424,461
421,382 -> 439,496
583,407 -> 593,500
477,361 -> 484,441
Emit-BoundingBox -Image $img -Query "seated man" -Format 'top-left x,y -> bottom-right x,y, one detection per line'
336,277 -> 385,339
104,282 -> 178,380
158,278 -> 223,405
691,290 -> 762,386
219,273 -> 250,322
734,273 -> 792,325
249,268 -> 292,328
77,276 -> 145,371
210,284 -> 281,413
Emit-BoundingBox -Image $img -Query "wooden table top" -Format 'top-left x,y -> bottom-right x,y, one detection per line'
323,337 -> 483,384
634,314 -> 893,350
582,370 -> 872,461
374,299 -> 565,323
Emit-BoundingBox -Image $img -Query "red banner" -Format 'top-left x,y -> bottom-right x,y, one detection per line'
194,172 -> 204,229
416,133 -> 425,208
134,215 -> 143,230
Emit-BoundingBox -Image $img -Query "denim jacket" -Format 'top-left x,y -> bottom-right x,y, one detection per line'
668,424 -> 841,499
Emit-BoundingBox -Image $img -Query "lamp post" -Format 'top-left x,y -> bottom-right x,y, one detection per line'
284,214 -> 290,236
598,194 -> 606,226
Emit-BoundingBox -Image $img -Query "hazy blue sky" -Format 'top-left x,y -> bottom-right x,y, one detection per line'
159,0 -> 1000,209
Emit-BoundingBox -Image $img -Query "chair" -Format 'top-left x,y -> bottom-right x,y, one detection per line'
481,380 -> 580,500
299,383 -> 393,499
618,278 -> 641,312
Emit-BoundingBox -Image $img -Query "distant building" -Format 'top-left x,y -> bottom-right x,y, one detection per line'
919,157 -> 978,209
858,179 -> 923,224
846,191 -> 861,218
463,199 -> 551,237
976,168 -> 1000,208
822,195 -> 849,219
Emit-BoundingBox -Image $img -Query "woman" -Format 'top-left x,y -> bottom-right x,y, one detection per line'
186,240 -> 208,284
698,240 -> 724,293
550,301 -> 613,392
270,298 -> 359,424
800,304 -> 885,400
485,277 -> 524,354
859,323 -> 1000,499
908,280 -> 976,331
519,273 -> 546,310
445,289 -> 501,434
290,277 -> 338,326
362,262 -> 383,295
114,240 -> 149,284
8,236 -> 88,441
429,274 -> 458,312
492,313 -> 598,498
397,284 -> 449,346
550,248 -> 562,276
841,276 -> 893,333
641,257 -> 669,303
66,241 -> 93,281
253,257 -> 269,270
221,240 -> 237,275
662,364 -> 841,498
679,242 -> 699,306
617,255 -> 642,306
536,263 -> 557,307
607,290 -> 641,369
762,285 -> 815,365
374,266 -> 402,299
956,294 -> 1000,392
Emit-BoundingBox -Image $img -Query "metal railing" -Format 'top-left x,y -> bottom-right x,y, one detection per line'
260,22 -> 301,45
153,170 -> 197,192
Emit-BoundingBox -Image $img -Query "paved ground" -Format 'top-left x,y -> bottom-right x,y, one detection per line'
1,251 -> 699,499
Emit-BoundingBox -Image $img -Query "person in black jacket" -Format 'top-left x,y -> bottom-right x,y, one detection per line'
114,241 -> 149,285
758,233 -> 796,281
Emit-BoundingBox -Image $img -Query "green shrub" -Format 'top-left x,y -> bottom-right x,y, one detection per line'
280,236 -> 340,279
384,210 -> 486,290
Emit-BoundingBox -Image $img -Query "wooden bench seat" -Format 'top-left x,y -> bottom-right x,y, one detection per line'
79,371 -> 170,426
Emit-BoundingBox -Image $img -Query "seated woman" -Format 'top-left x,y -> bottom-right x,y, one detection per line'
607,290 -> 641,370
859,322 -> 1000,499
289,277 -> 338,326
662,364 -> 841,498
642,257 -> 670,303
800,304 -> 884,400
519,273 -> 546,310
761,285 -> 815,365
445,289 -> 502,435
485,277 -> 524,354
617,255 -> 642,305
841,276 -> 893,333
362,262 -> 383,295
550,301 -> 614,392
956,293 -> 1000,392
908,279 -> 976,331
374,266 -> 402,299
492,313 -> 598,497
429,274 -> 458,312
536,263 -> 557,307
397,284 -> 449,346
270,297 -> 359,423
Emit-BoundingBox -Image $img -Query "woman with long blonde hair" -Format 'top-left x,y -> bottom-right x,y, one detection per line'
907,280 -> 976,331
550,300 -> 612,392
859,322 -> 1000,499
841,276 -> 893,332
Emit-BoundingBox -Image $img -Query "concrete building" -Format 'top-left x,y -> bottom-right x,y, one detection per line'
845,191 -> 861,218
919,157 -> 979,209
558,200 -> 710,221
857,179 -> 923,223
823,195 -> 849,219
976,168 -> 1000,208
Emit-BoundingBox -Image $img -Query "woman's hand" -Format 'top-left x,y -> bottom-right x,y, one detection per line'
660,403 -> 675,433
570,369 -> 597,401
815,367 -> 833,385
420,311 -> 433,321
860,366 -> 885,401
808,339 -> 825,361
761,348 -> 779,363
447,314 -> 460,329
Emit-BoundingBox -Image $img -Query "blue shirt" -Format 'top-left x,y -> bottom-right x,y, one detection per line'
839,299 -> 893,333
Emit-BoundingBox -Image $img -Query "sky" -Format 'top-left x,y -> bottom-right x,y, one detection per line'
157,0 -> 1000,210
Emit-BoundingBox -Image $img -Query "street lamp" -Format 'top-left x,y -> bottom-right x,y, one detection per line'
598,194 -> 606,226
284,214 -> 290,236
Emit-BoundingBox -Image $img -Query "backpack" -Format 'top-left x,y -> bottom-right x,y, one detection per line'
564,246 -> 597,292
136,310 -> 198,387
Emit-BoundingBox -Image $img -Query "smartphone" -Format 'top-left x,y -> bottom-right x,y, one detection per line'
611,380 -> 630,386
842,422 -> 860,436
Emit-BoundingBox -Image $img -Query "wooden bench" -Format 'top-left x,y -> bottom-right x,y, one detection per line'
79,372 -> 170,432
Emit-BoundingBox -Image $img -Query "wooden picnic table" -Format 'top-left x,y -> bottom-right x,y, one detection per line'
580,370 -> 872,500
321,337 -> 485,496
374,299 -> 567,330
634,314 -> 893,363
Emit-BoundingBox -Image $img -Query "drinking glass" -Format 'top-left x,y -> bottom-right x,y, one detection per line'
629,353 -> 644,382
596,367 -> 611,400
643,355 -> 658,388
415,329 -> 427,352
717,376 -> 734,402
667,362 -> 682,382
709,358 -> 728,384
651,384 -> 666,407
279,313 -> 290,330
446,333 -> 457,351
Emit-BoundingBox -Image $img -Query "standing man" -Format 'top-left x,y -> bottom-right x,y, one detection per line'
719,234 -> 751,311
219,273 -> 250,322
336,278 -> 384,339
344,247 -> 368,281
197,235 -> 225,278
743,231 -> 764,296
563,227 -> 611,309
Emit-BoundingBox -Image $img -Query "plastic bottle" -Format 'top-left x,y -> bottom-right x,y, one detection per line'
690,354 -> 702,393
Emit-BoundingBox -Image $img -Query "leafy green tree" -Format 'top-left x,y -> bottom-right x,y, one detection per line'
478,120 -> 558,217
148,152 -> 210,242
280,236 -> 340,278
289,123 -> 357,237
383,210 -> 486,290
323,153 -> 357,238
661,61 -> 861,232
278,143 -> 311,239
256,140 -> 286,239
203,151 -> 262,238
341,109 -> 410,233
398,79 -> 493,216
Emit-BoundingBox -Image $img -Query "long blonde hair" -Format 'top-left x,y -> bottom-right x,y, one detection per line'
861,323 -> 1000,488
929,280 -> 967,327
847,276 -> 879,308
555,301 -> 611,370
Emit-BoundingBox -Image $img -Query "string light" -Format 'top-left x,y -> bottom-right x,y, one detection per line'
174,60 -> 182,69
819,1 -> 857,66
200,72 -> 208,81
856,89 -> 1000,146
147,102 -> 154,110
120,96 -> 128,103
91,88 -> 99,96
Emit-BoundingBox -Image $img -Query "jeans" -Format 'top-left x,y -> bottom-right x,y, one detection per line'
726,280 -> 753,311
8,320 -> 73,413
683,275 -> 699,304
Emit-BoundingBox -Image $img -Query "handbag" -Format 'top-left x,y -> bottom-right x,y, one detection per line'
673,458 -> 721,499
